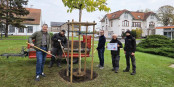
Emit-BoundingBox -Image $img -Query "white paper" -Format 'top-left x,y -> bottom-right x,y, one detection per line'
107,43 -> 118,51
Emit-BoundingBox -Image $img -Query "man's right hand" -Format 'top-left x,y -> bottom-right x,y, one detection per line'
30,43 -> 34,47
124,51 -> 126,54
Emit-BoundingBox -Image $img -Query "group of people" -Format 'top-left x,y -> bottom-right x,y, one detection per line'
28,24 -> 136,81
28,24 -> 67,81
96,30 -> 136,75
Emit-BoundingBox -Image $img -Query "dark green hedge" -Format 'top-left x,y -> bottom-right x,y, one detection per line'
137,35 -> 174,58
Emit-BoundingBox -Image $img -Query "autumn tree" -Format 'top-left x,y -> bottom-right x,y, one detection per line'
158,5 -> 174,26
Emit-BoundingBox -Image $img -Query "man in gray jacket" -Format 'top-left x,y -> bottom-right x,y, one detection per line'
28,24 -> 51,81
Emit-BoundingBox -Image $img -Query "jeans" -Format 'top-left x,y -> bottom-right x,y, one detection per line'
98,47 -> 105,67
36,47 -> 47,76
125,51 -> 136,71
112,55 -> 120,70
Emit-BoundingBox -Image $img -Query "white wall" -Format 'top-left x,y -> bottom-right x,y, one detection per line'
155,29 -> 163,35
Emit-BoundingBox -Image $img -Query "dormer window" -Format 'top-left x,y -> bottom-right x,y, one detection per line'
150,15 -> 154,19
112,14 -> 116,18
124,13 -> 128,19
106,18 -> 108,24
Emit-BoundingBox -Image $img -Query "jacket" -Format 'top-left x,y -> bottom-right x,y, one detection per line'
124,35 -> 136,53
28,31 -> 51,51
97,35 -> 106,49
51,33 -> 67,48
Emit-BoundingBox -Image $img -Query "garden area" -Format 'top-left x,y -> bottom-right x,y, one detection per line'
0,36 -> 174,87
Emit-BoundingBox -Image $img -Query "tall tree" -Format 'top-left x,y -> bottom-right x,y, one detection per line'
158,5 -> 174,26
62,0 -> 110,74
0,0 -> 29,37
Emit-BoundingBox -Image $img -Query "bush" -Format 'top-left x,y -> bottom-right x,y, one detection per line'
137,35 -> 174,58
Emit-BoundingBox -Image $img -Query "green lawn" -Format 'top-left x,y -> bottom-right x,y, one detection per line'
0,36 -> 174,87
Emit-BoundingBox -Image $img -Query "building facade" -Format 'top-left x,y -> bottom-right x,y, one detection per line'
156,26 -> 174,40
8,8 -> 42,35
100,9 -> 159,38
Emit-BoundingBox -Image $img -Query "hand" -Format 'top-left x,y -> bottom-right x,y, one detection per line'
124,51 -> 126,54
61,46 -> 64,49
30,43 -> 34,47
131,52 -> 135,56
48,51 -> 51,54
58,39 -> 61,42
117,44 -> 120,47
106,46 -> 108,48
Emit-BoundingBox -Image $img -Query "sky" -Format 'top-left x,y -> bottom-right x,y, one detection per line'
27,0 -> 174,30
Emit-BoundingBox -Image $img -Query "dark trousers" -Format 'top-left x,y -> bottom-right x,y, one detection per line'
98,47 -> 105,67
125,52 -> 136,71
36,47 -> 47,76
51,48 -> 63,65
112,55 -> 120,70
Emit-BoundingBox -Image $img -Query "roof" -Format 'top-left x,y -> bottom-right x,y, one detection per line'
51,22 -> 66,27
156,26 -> 174,29
22,8 -> 41,25
101,9 -> 157,22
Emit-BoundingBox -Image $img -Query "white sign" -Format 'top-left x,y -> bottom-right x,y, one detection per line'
107,43 -> 118,51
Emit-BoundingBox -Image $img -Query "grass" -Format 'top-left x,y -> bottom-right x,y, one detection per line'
0,36 -> 174,87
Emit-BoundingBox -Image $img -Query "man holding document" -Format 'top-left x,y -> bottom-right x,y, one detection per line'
107,34 -> 122,73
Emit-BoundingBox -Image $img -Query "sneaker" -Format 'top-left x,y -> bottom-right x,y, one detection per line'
41,73 -> 46,77
99,66 -> 104,69
131,71 -> 136,75
35,75 -> 40,81
115,70 -> 118,73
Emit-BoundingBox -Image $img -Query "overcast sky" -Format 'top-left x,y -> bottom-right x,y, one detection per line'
28,0 -> 174,29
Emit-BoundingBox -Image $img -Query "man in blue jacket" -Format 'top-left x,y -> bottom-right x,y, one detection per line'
96,30 -> 106,69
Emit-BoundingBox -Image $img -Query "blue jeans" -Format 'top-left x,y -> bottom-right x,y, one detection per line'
98,47 -> 105,67
36,47 -> 47,76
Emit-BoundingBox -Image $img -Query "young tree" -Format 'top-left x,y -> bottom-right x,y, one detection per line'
1,0 -> 29,37
158,5 -> 174,26
62,0 -> 110,74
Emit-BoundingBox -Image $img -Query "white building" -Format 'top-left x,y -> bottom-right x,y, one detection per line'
156,26 -> 174,40
8,8 -> 42,35
100,9 -> 159,38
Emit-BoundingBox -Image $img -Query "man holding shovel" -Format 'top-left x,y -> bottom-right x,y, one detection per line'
28,24 -> 51,81
48,30 -> 67,68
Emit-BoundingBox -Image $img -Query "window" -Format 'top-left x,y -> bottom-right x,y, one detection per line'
149,22 -> 155,28
132,22 -> 141,27
106,19 -> 108,24
27,26 -> 33,33
111,20 -> 113,27
124,13 -> 128,19
122,20 -> 129,27
106,25 -> 108,30
150,15 -> 154,19
122,29 -> 125,33
9,25 -> 15,33
18,28 -> 24,33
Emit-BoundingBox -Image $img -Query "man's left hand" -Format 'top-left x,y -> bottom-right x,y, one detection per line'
48,51 -> 51,54
131,52 -> 135,56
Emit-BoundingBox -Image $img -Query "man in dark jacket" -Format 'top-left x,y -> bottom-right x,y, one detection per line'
96,30 -> 106,69
123,30 -> 136,75
48,30 -> 67,68
109,34 -> 122,73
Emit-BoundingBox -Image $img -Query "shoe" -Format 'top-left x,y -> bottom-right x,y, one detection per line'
131,71 -> 136,75
115,70 -> 118,73
41,73 -> 46,77
48,61 -> 54,68
35,75 -> 40,81
123,69 -> 129,72
99,66 -> 104,69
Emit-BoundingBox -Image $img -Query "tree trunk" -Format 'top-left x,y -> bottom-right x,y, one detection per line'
5,23 -> 8,37
78,8 -> 82,74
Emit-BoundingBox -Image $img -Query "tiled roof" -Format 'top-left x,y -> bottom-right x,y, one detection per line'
156,26 -> 174,29
101,9 -> 157,22
51,22 -> 66,27
22,8 -> 41,25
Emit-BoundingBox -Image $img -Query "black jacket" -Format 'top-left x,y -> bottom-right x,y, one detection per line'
97,35 -> 106,49
124,35 -> 136,53
109,39 -> 122,55
52,33 -> 67,48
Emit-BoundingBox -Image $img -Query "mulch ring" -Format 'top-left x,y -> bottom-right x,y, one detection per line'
59,68 -> 98,83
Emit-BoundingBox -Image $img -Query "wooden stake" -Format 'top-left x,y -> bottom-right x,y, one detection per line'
70,19 -> 74,83
91,21 -> 95,79
84,25 -> 88,73
66,20 -> 70,76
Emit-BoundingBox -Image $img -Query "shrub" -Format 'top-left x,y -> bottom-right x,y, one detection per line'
137,35 -> 174,58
